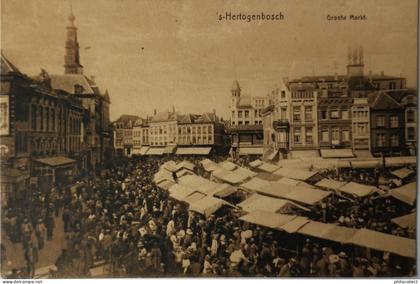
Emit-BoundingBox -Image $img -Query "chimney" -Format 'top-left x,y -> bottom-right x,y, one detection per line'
154,109 -> 157,115
334,72 -> 338,81
172,106 -> 175,113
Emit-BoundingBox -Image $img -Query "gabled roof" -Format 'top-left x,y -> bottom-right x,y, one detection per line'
385,89 -> 417,103
113,114 -> 141,127
103,89 -> 111,103
1,52 -> 22,74
50,74 -> 95,95
151,111 -> 178,123
368,91 -> 403,110
237,96 -> 252,107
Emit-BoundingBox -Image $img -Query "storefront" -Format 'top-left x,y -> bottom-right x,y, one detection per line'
32,156 -> 76,192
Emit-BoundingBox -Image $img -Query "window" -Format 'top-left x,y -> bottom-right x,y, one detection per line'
322,129 -> 329,142
376,115 -> 385,127
281,90 -> 286,98
408,127 -> 415,140
231,111 -> 235,118
238,111 -> 243,118
342,130 -> 350,141
305,128 -> 313,144
390,116 -> 398,128
31,105 -> 37,130
332,128 -> 340,141
245,110 -> 249,118
294,128 -> 301,143
293,107 -> 301,122
341,109 -> 349,120
390,134 -> 399,147
389,82 -> 396,89
376,133 -> 385,147
330,109 -> 339,119
407,110 -> 415,123
280,107 -> 287,120
356,123 -> 367,135
304,106 -> 312,121
321,110 -> 328,120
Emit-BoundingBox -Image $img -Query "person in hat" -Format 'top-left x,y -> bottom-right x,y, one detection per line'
35,218 -> 46,250
337,251 -> 351,277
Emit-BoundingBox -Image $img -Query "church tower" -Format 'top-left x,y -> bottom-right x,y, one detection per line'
231,80 -> 241,106
64,5 -> 83,74
346,45 -> 364,78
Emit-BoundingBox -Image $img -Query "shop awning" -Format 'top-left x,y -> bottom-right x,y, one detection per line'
390,182 -> 416,206
189,196 -> 226,217
391,212 -> 416,230
233,166 -> 257,179
350,159 -> 382,169
184,191 -> 207,204
238,147 -> 264,156
1,168 -> 29,183
279,216 -> 310,233
298,221 -> 356,243
34,156 -> 76,167
249,159 -> 263,168
131,147 -> 143,155
354,150 -> 373,158
391,168 -> 415,179
277,159 -> 312,170
146,147 -> 165,155
139,146 -> 150,155
337,182 -> 376,198
385,156 -> 417,167
176,147 -> 211,155
315,179 -> 347,191
349,228 -> 416,259
239,210 -> 296,229
164,145 -> 177,154
200,159 -> 219,172
320,149 -> 354,158
273,167 -> 319,182
290,150 -> 320,159
257,162 -> 280,173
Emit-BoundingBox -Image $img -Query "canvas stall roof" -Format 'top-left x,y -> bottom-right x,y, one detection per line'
273,168 -> 318,182
212,183 -> 237,198
176,147 -> 211,155
168,184 -> 196,201
277,159 -> 311,170
277,177 -> 301,186
349,228 -> 416,259
255,172 -> 283,182
200,159 -> 219,172
320,149 -> 354,158
385,156 -> 416,167
337,160 -> 352,168
34,156 -> 76,167
233,166 -> 258,179
241,177 -> 271,192
391,212 -> 416,230
219,160 -> 238,171
307,158 -> 340,170
390,182 -> 417,206
298,221 -> 358,244
249,159 -> 263,168
338,182 -> 376,198
176,169 -> 194,178
391,168 -> 415,179
139,146 -> 150,155
156,179 -> 176,191
239,194 -> 310,213
223,171 -> 249,185
161,161 -> 177,172
279,216 -> 310,233
153,170 -> 174,184
354,150 -> 373,158
189,196 -> 226,217
239,210 -> 296,229
212,167 -> 233,181
239,147 -> 264,156
350,159 -> 382,169
184,191 -> 207,204
257,162 -> 280,173
175,160 -> 195,172
146,147 -> 165,155
315,179 -> 347,191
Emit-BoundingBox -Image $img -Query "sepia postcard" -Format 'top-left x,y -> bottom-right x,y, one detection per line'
0,0 -> 418,280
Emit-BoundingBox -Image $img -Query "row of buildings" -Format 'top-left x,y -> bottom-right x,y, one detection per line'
0,10 -> 112,205
112,109 -> 227,157
231,46 -> 417,160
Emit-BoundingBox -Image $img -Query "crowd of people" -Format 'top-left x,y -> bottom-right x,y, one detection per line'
1,155 -> 416,278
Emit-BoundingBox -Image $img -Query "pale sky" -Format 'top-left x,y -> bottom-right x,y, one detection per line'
2,0 -> 418,121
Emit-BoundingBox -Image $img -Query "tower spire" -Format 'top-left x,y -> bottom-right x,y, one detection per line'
64,4 -> 83,74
